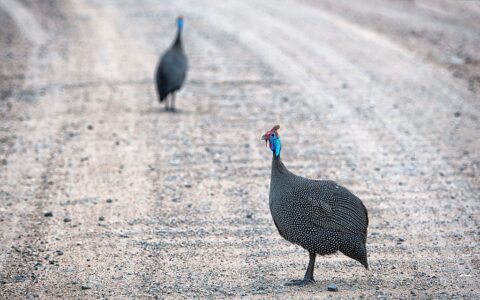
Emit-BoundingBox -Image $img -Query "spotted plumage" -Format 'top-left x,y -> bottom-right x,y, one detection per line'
262,125 -> 369,286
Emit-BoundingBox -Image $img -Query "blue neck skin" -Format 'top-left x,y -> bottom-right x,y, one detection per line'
174,18 -> 183,47
269,135 -> 281,158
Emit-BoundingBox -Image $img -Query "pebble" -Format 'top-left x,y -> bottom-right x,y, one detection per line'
56,250 -> 64,256
87,125 -> 94,130
15,274 -> 26,282
106,198 -> 113,203
454,111 -> 461,117
449,56 -> 465,65
81,285 -> 92,290
44,211 -> 53,217
98,216 -> 105,221
63,217 -> 72,223
327,283 -> 338,292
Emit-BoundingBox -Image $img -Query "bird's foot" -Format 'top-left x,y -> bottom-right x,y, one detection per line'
285,277 -> 315,286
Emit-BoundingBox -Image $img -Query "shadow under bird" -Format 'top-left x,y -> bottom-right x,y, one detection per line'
155,16 -> 188,111
261,125 -> 369,286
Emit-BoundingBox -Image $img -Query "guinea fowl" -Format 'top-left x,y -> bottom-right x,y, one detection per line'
261,125 -> 369,286
155,16 -> 188,111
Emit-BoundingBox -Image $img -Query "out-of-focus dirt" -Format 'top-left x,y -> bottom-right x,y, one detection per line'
0,0 -> 479,298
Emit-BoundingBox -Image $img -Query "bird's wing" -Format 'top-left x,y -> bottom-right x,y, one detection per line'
158,50 -> 187,88
292,180 -> 368,236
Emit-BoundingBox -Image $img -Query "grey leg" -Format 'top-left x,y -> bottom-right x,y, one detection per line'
171,93 -> 176,111
165,95 -> 170,111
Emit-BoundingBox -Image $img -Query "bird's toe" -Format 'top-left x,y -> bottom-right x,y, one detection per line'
284,278 -> 315,286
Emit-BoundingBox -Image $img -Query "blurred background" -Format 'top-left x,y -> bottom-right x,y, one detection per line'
0,0 -> 479,298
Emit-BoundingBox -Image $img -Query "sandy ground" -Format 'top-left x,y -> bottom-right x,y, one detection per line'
0,0 -> 479,298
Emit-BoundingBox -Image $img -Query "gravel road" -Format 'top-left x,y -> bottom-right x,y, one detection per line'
1,0 -> 479,298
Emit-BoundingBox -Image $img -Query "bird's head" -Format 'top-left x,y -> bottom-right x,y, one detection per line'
176,15 -> 184,30
261,125 -> 281,157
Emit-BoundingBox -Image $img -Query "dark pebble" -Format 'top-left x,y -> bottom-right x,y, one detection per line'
56,250 -> 64,256
44,211 -> 53,217
327,283 -> 338,292
64,217 -> 71,223
98,216 -> 105,221
15,274 -> 26,282
87,125 -> 94,130
106,198 -> 113,203
453,111 -> 461,117
246,214 -> 252,219
81,285 -> 91,290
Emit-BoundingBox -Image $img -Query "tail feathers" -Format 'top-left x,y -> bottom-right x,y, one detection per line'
340,235 -> 369,269
157,89 -> 168,102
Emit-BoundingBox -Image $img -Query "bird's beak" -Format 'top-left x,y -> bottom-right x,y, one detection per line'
261,133 -> 268,146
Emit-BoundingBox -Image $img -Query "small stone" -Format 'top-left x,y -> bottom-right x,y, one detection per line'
56,250 -> 64,256
63,217 -> 71,223
87,125 -> 94,130
81,285 -> 91,290
449,56 -> 465,65
15,274 -> 26,282
327,283 -> 338,292
106,198 -> 113,203
76,241 -> 82,246
246,214 -> 252,219
454,111 -> 461,117
44,211 -> 53,217
98,216 -> 105,221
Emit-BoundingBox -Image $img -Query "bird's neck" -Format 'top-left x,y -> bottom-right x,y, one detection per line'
173,27 -> 183,48
272,154 -> 287,175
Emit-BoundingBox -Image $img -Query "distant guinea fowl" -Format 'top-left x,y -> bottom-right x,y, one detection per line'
261,125 -> 369,286
155,16 -> 188,111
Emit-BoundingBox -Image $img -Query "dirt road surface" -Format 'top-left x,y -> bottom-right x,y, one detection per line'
1,0 -> 479,298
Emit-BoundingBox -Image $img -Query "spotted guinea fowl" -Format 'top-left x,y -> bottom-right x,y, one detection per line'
261,125 -> 369,286
155,16 -> 188,111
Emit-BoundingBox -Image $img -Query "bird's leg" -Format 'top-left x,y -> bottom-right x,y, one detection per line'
171,93 -> 176,111
285,251 -> 316,286
165,95 -> 170,111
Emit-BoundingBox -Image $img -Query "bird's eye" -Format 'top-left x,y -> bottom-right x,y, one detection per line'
271,133 -> 275,137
